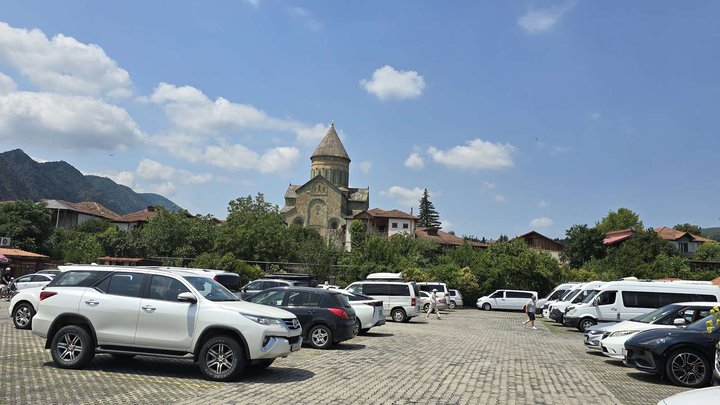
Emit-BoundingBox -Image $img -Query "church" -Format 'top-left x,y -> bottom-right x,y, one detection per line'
281,124 -> 370,245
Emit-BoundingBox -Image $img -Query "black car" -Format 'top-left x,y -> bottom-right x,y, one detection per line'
247,287 -> 356,349
624,314 -> 720,388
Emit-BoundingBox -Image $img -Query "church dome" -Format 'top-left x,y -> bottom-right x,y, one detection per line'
311,124 -> 350,161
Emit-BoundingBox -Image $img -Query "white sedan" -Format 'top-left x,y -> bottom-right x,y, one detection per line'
13,273 -> 54,290
325,288 -> 386,335
8,287 -> 42,329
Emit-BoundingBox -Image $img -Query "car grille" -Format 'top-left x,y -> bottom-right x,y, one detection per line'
283,318 -> 301,330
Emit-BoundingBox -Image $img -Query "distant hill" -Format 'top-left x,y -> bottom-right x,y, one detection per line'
0,149 -> 180,214
701,227 -> 720,241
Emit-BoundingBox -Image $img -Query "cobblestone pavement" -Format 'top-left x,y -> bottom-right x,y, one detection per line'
0,301 -> 691,404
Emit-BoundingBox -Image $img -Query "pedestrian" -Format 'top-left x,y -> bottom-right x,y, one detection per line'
523,295 -> 537,329
0,267 -> 10,301
425,289 -> 441,320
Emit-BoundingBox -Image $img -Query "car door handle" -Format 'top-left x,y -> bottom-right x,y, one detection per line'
141,305 -> 157,311
84,299 -> 99,306
307,311 -> 316,315
611,307 -> 617,311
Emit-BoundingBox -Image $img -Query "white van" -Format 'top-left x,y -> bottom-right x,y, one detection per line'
536,282 -> 580,315
564,280 -> 720,332
476,289 -> 538,311
548,282 -> 606,323
416,281 -> 450,302
346,279 -> 421,323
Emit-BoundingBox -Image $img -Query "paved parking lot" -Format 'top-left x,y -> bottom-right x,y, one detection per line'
0,302 -> 691,404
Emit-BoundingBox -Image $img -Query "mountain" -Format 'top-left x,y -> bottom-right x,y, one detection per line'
701,227 -> 720,241
0,149 -> 180,214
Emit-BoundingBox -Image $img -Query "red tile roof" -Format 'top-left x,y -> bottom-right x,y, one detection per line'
0,248 -> 49,259
415,227 -> 487,248
655,227 -> 711,243
603,229 -> 634,245
120,208 -> 159,223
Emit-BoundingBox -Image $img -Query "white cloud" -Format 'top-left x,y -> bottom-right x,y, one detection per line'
0,72 -> 17,94
404,152 -> 425,170
147,182 -> 176,196
244,0 -> 261,8
292,122 -> 328,146
94,170 -> 135,188
0,22 -> 131,97
518,2 -> 576,34
136,158 -> 175,181
358,161 -> 372,174
259,146 -> 301,174
288,7 -> 322,31
481,181 -> 507,203
440,220 -> 453,230
179,171 -> 214,184
530,217 -> 554,227
0,91 -> 144,151
381,186 -> 436,207
494,194 -> 507,202
428,139 -> 515,170
360,65 -> 425,101
539,200 -> 549,208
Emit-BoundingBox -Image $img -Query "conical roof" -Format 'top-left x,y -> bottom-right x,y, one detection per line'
311,124 -> 350,161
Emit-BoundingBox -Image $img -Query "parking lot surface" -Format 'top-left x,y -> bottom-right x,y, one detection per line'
0,302 -> 690,404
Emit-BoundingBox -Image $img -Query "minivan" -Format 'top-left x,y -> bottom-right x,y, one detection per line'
476,289 -> 538,311
345,280 -> 420,322
536,282 -> 579,315
416,281 -> 450,302
564,280 -> 720,332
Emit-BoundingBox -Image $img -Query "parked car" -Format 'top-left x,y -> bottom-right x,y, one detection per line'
264,273 -> 318,287
599,302 -> 714,359
12,273 -> 54,290
448,289 -> 463,309
419,291 -> 448,313
548,282 -> 604,324
345,279 -> 421,322
240,278 -> 302,300
32,265 -> 303,381
8,287 -> 42,329
564,280 -> 720,332
330,288 -> 385,335
657,386 -> 720,405
246,286 -> 356,349
543,288 -> 578,318
714,340 -> 720,385
536,283 -> 579,315
476,289 -> 538,311
36,269 -> 61,276
416,281 -> 450,303
624,314 -> 720,388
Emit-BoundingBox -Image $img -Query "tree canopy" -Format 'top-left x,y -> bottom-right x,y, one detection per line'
418,188 -> 441,228
673,223 -> 703,235
595,207 -> 643,234
0,200 -> 54,251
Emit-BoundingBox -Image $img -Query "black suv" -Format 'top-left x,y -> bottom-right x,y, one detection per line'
247,287 -> 356,349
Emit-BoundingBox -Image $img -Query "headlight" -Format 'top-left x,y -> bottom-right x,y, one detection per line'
566,309 -> 576,316
587,330 -> 603,335
609,330 -> 638,338
242,314 -> 285,326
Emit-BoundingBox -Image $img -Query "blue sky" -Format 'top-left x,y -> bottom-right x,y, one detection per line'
1,1 -> 718,239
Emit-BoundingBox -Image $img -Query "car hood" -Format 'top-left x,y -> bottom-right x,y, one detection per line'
625,327 -> 709,346
658,386 -> 720,405
215,301 -> 296,319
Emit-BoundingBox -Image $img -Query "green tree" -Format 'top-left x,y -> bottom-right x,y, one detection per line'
141,208 -> 217,258
0,200 -> 53,252
97,227 -> 148,258
190,252 -> 263,284
46,229 -> 104,263
348,220 -> 367,252
595,207 -> 643,234
497,234 -> 509,242
673,223 -> 703,235
559,224 -> 606,268
418,188 -> 441,228
695,241 -> 720,262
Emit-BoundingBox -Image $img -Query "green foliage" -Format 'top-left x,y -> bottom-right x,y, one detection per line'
0,200 -> 53,251
46,229 -> 104,263
349,220 -> 367,251
559,224 -> 606,268
497,234 -> 509,242
695,242 -> 720,262
73,218 -> 114,234
141,208 -> 217,258
190,252 -> 263,285
97,227 -> 147,258
674,223 -> 703,235
418,188 -> 441,228
595,207 -> 643,234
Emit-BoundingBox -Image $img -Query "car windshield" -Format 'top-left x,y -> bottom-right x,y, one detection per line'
580,290 -> 601,304
687,314 -> 720,331
560,289 -> 579,301
183,276 -> 239,301
631,305 -> 680,323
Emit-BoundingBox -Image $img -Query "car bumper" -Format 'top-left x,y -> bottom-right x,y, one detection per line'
454,300 -> 464,307
373,318 -> 386,327
549,309 -> 563,323
624,346 -> 662,374
335,321 -> 356,343
563,316 -> 580,327
255,335 -> 303,359
584,333 -> 604,349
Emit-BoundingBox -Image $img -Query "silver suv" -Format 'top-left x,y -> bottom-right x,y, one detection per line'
32,265 -> 303,381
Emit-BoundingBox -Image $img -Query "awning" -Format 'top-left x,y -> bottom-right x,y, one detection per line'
603,234 -> 633,245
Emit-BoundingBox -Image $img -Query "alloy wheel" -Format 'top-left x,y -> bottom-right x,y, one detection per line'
14,306 -> 32,327
671,352 -> 706,386
57,333 -> 83,362
206,343 -> 235,375
312,327 -> 329,346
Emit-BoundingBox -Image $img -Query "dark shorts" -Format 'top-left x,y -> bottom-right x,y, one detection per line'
527,312 -> 536,321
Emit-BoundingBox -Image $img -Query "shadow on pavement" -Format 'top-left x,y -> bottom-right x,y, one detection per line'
585,351 -> 607,357
626,371 -> 675,386
363,332 -> 394,338
243,367 -> 315,383
330,343 -> 366,351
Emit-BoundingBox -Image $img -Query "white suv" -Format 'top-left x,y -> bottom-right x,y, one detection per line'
32,265 -> 303,381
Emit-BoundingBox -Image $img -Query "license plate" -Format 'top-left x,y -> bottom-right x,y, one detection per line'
291,342 -> 301,352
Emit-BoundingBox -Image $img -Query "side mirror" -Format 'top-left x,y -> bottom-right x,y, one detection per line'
673,318 -> 686,326
177,292 -> 197,304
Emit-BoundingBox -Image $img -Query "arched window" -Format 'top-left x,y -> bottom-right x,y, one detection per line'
293,217 -> 303,226
329,219 -> 339,230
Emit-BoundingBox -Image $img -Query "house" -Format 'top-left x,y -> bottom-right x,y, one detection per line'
0,247 -> 52,276
654,227 -> 712,256
512,231 -> 564,260
415,227 -> 487,249
603,229 -> 635,246
97,256 -> 163,266
344,208 -> 417,251
44,199 -> 159,230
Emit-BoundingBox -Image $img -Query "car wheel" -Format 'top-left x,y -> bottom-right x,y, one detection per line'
50,325 -> 95,369
666,349 -> 711,388
249,359 -> 275,370
391,308 -> 407,322
578,318 -> 597,332
423,303 -> 430,313
449,301 -> 456,310
352,319 -> 361,337
482,303 -> 491,311
308,325 -> 333,349
12,303 -> 34,329
198,335 -> 245,381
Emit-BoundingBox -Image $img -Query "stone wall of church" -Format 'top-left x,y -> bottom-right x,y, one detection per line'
310,155 -> 349,188
289,179 -> 346,233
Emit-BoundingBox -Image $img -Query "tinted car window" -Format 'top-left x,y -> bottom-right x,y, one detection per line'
52,271 -> 110,287
246,281 -> 262,290
96,273 -> 145,298
250,290 -> 286,306
287,291 -> 321,307
489,291 -> 504,298
363,284 -> 389,296
346,284 -> 362,294
16,276 -> 32,283
596,290 -> 617,305
31,275 -> 51,282
149,275 -> 191,301
506,291 -> 531,299
184,276 -> 238,301
388,284 -> 410,296
419,284 -> 445,293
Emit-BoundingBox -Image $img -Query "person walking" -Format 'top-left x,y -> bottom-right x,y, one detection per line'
425,289 -> 441,320
523,295 -> 537,329
0,267 -> 11,301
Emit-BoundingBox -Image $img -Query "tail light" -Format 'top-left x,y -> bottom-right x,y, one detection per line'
40,291 -> 57,301
328,308 -> 348,319
213,275 -> 219,281
411,298 -> 416,306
